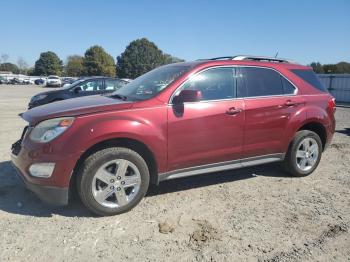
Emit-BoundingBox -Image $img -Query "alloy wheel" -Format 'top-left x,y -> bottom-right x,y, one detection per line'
91,159 -> 141,208
295,137 -> 319,172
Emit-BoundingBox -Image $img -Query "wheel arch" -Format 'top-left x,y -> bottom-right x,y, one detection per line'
297,121 -> 327,151
69,137 -> 159,196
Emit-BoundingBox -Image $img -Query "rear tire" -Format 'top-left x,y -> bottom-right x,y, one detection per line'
77,147 -> 150,216
283,130 -> 322,177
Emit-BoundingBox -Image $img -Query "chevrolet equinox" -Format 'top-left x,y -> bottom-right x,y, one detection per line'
11,55 -> 336,216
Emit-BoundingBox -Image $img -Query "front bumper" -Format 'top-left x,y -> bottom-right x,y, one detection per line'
10,127 -> 78,206
11,162 -> 68,206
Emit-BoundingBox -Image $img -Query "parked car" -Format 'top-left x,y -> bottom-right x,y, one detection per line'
61,77 -> 77,87
34,78 -> 46,85
28,77 -> 129,109
46,75 -> 61,87
23,78 -> 34,85
0,76 -> 6,84
11,56 -> 336,216
9,78 -> 23,85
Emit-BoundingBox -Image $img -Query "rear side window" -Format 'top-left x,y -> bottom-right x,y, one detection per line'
281,77 -> 296,94
237,67 -> 284,97
105,79 -> 125,90
291,69 -> 327,92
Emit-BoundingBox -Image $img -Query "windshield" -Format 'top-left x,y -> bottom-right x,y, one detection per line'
111,64 -> 191,101
65,79 -> 85,89
48,76 -> 59,79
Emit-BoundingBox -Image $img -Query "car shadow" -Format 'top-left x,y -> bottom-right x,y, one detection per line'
336,128 -> 350,136
0,161 -> 92,218
0,160 -> 291,218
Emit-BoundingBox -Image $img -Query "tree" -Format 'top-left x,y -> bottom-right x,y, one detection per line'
1,54 -> 9,63
65,55 -> 84,76
309,61 -> 350,74
116,38 -> 183,79
0,62 -> 19,74
17,57 -> 29,74
323,64 -> 338,74
164,54 -> 185,64
34,51 -> 63,76
336,62 -> 350,74
27,67 -> 35,76
310,62 -> 324,74
83,45 -> 115,77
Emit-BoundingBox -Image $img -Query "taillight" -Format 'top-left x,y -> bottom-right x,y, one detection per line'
328,97 -> 336,113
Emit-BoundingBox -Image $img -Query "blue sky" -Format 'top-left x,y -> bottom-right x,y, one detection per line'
1,0 -> 349,66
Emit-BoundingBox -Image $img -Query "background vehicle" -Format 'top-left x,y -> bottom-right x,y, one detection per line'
61,77 -> 77,87
12,56 -> 336,216
46,75 -> 61,87
9,77 -> 23,85
0,76 -> 6,84
34,78 -> 46,85
28,77 -> 129,108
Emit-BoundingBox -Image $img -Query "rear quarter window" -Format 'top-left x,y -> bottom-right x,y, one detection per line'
291,69 -> 327,92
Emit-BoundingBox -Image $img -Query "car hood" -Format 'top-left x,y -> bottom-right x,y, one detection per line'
22,95 -> 132,125
32,90 -> 59,98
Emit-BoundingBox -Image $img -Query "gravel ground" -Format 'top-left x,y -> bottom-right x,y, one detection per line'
0,85 -> 349,261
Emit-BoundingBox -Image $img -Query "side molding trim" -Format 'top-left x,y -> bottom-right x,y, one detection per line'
158,153 -> 285,182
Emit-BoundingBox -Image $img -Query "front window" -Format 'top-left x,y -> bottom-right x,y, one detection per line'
79,79 -> 104,91
111,64 -> 191,101
177,67 -> 236,101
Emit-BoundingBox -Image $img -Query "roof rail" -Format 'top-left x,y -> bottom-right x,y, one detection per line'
196,56 -> 235,61
232,55 -> 296,64
197,55 -> 297,64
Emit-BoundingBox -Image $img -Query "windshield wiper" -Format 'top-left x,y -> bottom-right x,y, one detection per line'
109,94 -> 128,101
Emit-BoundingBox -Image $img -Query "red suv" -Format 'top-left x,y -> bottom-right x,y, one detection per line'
11,56 -> 336,216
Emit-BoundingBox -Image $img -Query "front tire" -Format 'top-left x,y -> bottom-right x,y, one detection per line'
77,147 -> 150,216
283,130 -> 322,177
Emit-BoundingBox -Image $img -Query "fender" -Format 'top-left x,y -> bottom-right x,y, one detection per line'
56,105 -> 168,174
282,101 -> 331,152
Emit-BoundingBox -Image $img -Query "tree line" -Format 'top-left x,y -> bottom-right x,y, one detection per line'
310,61 -> 350,74
0,38 -> 184,79
2,40 -> 349,78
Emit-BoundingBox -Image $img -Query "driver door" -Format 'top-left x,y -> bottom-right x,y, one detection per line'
167,67 -> 245,171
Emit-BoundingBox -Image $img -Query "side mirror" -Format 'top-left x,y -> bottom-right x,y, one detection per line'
73,86 -> 82,94
173,89 -> 202,104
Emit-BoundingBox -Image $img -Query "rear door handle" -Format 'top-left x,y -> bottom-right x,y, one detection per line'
226,107 -> 242,115
284,100 -> 299,107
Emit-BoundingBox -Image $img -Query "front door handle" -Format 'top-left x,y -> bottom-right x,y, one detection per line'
226,107 -> 242,115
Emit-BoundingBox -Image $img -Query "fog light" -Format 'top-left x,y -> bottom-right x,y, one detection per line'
29,163 -> 55,178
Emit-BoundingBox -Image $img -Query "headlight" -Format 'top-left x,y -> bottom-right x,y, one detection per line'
31,94 -> 47,102
29,117 -> 74,143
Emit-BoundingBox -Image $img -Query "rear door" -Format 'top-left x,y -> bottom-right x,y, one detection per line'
237,67 -> 304,158
167,67 -> 245,171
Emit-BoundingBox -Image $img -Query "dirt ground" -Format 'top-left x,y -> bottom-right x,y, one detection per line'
0,85 -> 349,261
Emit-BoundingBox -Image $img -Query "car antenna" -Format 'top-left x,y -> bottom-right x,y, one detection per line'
275,51 -> 279,58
